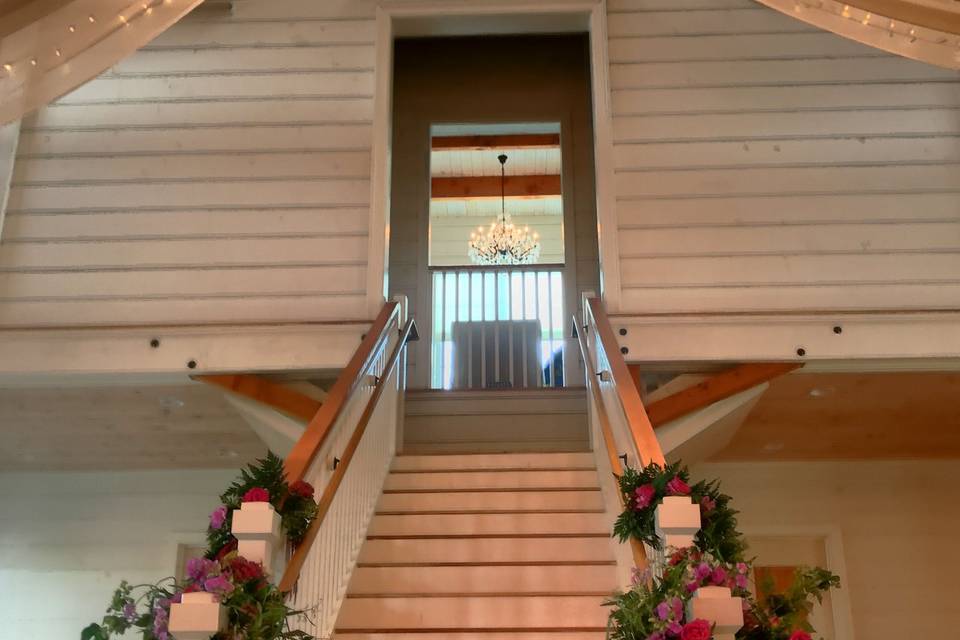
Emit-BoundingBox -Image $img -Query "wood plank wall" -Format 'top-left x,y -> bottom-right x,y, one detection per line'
609,0 -> 960,314
0,0 -> 377,327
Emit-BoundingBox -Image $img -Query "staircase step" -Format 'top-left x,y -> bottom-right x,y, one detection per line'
336,595 -> 609,631
348,564 -> 617,595
384,470 -> 600,492
392,452 -> 596,472
378,489 -> 604,513
368,513 -> 609,537
357,537 -> 616,564
336,634 -> 606,640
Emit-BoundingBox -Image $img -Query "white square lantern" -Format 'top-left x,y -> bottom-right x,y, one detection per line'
168,592 -> 226,640
654,495 -> 701,550
687,586 -> 744,640
231,501 -> 282,575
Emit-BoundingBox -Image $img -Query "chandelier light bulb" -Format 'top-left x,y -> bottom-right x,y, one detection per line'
467,153 -> 542,266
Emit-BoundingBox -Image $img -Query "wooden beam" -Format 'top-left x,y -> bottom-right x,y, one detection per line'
431,174 -> 561,199
844,0 -> 960,35
645,362 -> 803,428
431,133 -> 560,151
195,374 -> 322,422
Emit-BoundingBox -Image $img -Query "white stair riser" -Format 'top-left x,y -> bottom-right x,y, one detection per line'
368,513 -> 609,537
337,596 -> 609,630
392,452 -> 596,471
384,469 -> 600,491
348,564 -> 617,595
357,537 -> 617,565
378,489 -> 604,513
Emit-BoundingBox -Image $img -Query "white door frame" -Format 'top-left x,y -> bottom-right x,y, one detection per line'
365,0 -> 622,318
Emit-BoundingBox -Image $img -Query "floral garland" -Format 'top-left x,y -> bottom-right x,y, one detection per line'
607,462 -> 840,640
82,453 -> 318,640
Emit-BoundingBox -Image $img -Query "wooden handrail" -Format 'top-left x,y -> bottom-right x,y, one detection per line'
278,316 -> 417,593
573,316 -> 649,572
283,301 -> 401,484
585,298 -> 666,467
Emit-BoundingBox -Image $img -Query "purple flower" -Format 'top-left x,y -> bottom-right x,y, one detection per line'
209,505 -> 228,530
647,633 -> 666,640
711,566 -> 728,586
203,574 -> 235,596
666,621 -> 683,637
122,602 -> 137,622
152,606 -> 169,639
186,557 -> 217,582
735,574 -> 749,589
694,562 -> 711,581
656,601 -> 672,620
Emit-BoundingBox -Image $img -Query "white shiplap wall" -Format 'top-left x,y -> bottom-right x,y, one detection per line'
0,0 -> 377,327
608,0 -> 960,314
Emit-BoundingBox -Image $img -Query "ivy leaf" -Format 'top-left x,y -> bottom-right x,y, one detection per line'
80,623 -> 108,640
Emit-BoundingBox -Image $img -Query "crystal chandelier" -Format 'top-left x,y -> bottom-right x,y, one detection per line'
468,154 -> 541,265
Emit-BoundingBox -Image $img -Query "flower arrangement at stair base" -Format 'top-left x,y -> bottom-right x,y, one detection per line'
606,462 -> 840,640
82,453 -> 318,640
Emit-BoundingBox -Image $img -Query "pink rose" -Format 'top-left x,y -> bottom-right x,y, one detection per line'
242,487 -> 270,503
666,476 -> 691,496
680,619 -> 711,640
789,632 -> 812,640
711,566 -> 728,586
634,484 -> 656,509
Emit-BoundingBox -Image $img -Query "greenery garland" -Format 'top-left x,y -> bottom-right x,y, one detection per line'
82,453 -> 318,640
607,462 -> 840,640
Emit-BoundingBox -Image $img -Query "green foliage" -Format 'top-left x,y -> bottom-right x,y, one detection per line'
220,452 -> 288,510
81,579 -> 177,640
613,462 -> 747,562
739,567 -> 841,640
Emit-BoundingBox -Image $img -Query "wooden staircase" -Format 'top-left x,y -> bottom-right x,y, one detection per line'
334,451 -> 617,638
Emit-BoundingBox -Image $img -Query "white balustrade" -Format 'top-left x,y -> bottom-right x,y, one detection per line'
654,496 -> 701,550
687,586 -> 744,640
285,318 -> 402,640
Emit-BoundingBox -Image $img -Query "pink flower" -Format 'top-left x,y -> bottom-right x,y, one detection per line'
209,505 -> 228,530
711,566 -> 728,586
670,597 -> 683,620
667,621 -> 683,637
736,562 -> 749,575
685,581 -> 699,593
694,562 -> 712,582
699,495 -> 716,514
735,574 -> 749,589
680,619 -> 711,640
242,487 -> 270,503
634,484 -> 656,509
666,476 -> 691,496
789,632 -> 812,640
203,574 -> 235,596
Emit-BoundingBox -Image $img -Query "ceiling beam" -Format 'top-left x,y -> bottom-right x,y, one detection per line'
843,0 -> 960,35
432,174 -> 561,199
432,133 -> 560,151
195,374 -> 322,422
641,362 -> 803,427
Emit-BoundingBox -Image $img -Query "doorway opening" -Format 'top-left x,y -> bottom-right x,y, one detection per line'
388,34 -> 600,390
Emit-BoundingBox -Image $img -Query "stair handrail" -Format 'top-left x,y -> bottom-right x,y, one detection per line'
583,297 -> 665,468
278,301 -> 418,593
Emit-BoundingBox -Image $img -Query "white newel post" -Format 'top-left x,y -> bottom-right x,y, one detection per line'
231,501 -> 282,575
654,496 -> 701,550
168,592 -> 227,640
687,586 -> 744,640
654,496 -> 743,639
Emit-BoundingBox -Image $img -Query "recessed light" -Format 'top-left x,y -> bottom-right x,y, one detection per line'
762,441 -> 785,452
159,396 -> 185,409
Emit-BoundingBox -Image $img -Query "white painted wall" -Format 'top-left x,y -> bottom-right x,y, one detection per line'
0,469 -> 234,639
692,459 -> 960,640
608,0 -> 960,314
0,0 -> 378,327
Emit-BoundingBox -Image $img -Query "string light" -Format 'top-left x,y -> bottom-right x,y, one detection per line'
68,25 -> 76,33
861,12 -> 871,25
841,4 -> 850,18
54,48 -> 62,57
3,63 -> 12,72
88,15 -> 96,23
30,58 -> 37,66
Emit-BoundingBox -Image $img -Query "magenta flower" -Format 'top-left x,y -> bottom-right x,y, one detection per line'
655,601 -> 672,621
699,495 -> 716,514
666,621 -> 683,637
694,562 -> 712,581
736,562 -> 749,574
685,581 -> 699,593
209,504 -> 228,530
735,574 -> 749,589
711,566 -> 728,586
666,476 -> 691,496
680,619 -> 712,640
186,557 -> 217,582
671,597 -> 683,620
203,574 -> 235,596
634,484 -> 656,509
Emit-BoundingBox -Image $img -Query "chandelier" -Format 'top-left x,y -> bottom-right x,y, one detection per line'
468,154 -> 541,265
